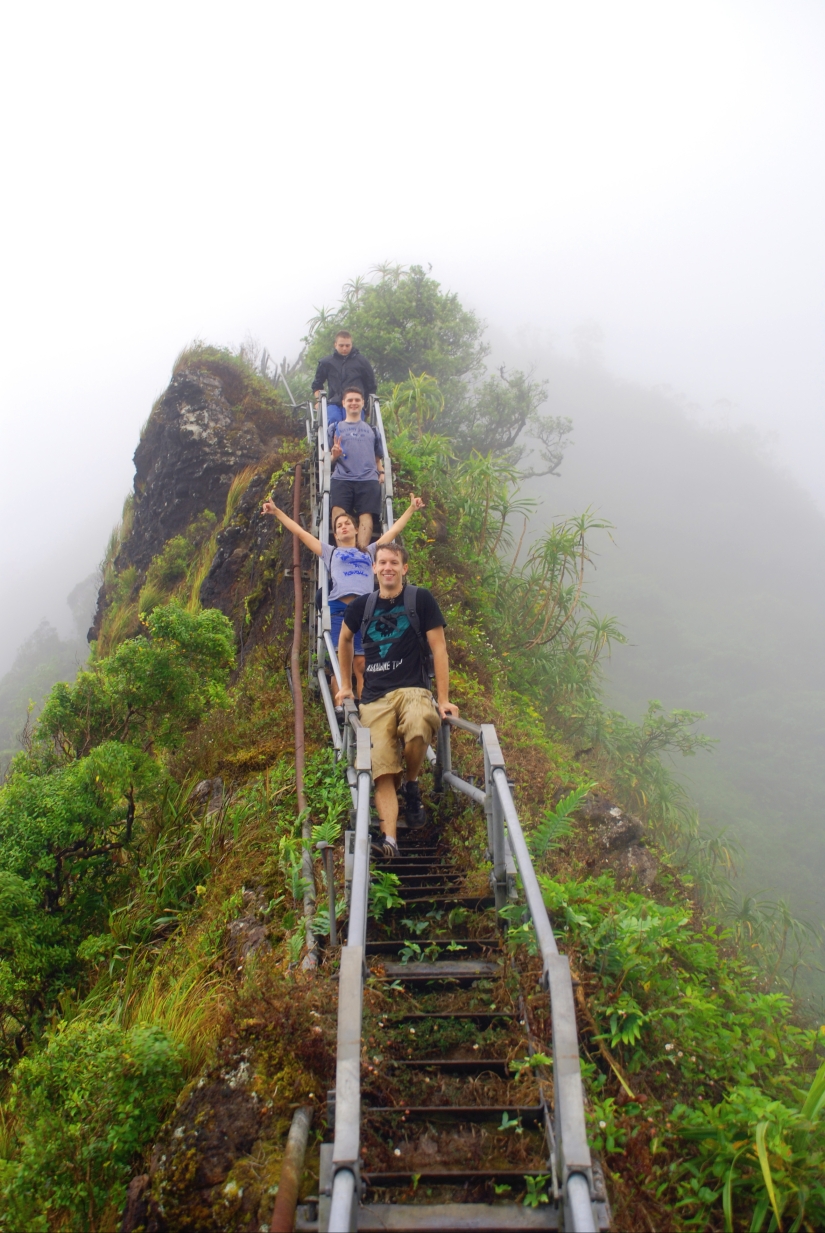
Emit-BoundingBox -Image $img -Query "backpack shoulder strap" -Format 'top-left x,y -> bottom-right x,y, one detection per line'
403,584 -> 421,636
403,585 -> 435,687
359,589 -> 380,644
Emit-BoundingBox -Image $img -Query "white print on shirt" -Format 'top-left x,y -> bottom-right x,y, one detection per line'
365,659 -> 405,673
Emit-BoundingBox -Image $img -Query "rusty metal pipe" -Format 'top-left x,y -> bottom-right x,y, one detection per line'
290,464 -> 316,966
270,1104 -> 314,1232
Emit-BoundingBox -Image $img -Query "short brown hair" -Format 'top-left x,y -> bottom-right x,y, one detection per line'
342,385 -> 364,399
375,541 -> 409,565
334,330 -> 352,341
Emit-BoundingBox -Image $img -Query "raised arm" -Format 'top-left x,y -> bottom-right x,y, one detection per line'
261,500 -> 323,556
377,494 -> 425,546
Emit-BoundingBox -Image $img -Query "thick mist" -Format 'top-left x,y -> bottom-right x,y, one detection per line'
2,2 -> 824,686
495,333 -> 825,939
0,0 -> 823,971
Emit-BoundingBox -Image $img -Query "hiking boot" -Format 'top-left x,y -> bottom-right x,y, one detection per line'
371,833 -> 399,861
403,780 -> 426,828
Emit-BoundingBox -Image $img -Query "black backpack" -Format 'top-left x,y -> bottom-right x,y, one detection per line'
359,585 -> 434,689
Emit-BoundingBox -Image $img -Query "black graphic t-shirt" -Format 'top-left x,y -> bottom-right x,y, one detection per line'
343,585 -> 446,703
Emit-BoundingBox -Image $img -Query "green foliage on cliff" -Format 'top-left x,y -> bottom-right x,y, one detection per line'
305,263 -> 488,400
0,288 -> 821,1230
0,603 -> 235,1047
0,1021 -> 183,1232
303,265 -> 571,467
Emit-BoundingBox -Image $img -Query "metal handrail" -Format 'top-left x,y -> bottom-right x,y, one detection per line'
306,390 -> 597,1230
436,717 -> 598,1232
372,399 -> 394,533
328,707 -> 371,1233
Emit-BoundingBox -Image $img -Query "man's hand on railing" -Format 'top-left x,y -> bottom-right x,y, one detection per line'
335,684 -> 355,706
438,700 -> 460,720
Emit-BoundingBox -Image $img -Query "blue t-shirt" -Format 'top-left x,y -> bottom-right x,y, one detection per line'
328,419 -> 383,482
321,542 -> 378,601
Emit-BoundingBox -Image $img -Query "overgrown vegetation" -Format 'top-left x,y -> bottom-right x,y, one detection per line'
296,267 -> 825,1230
0,1022 -> 183,1231
0,272 -> 820,1230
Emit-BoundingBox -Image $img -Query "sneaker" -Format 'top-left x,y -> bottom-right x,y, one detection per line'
371,833 -> 399,861
403,780 -> 426,828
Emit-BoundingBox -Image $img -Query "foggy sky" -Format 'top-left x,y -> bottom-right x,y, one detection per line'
1,0 -> 824,672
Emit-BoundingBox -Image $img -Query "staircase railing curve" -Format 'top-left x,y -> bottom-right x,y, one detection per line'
300,393 -> 602,1232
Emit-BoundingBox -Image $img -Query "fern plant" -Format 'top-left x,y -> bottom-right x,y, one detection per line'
369,871 -> 404,920
529,782 -> 595,860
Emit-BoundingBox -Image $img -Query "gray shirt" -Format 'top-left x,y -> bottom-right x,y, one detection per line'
328,419 -> 383,482
321,541 -> 378,601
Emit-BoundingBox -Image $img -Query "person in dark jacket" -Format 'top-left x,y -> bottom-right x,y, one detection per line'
313,331 -> 377,425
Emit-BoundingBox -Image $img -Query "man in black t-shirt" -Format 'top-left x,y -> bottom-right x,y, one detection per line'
336,541 -> 459,859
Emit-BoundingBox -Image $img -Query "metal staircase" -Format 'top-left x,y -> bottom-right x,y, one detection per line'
297,395 -> 608,1231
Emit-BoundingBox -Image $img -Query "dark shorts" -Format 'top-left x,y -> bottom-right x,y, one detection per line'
329,599 -> 364,656
329,478 -> 382,520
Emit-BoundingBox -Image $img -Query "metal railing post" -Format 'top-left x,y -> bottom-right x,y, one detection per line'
372,399 -> 394,531
434,720 -> 451,794
482,725 -> 508,910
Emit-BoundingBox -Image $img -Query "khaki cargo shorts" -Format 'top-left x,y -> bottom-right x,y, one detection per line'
359,688 -> 441,780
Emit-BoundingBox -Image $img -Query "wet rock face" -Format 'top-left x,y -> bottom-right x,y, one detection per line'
89,359 -> 300,639
121,1064 -> 263,1233
578,792 -> 659,888
197,465 -> 307,665
125,367 -> 293,575
611,843 -> 659,888
225,888 -> 272,969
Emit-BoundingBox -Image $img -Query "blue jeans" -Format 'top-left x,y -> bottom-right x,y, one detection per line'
330,599 -> 364,656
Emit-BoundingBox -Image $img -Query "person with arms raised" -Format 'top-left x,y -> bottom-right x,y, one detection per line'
336,541 -> 459,859
261,493 -> 425,700
313,330 -> 377,425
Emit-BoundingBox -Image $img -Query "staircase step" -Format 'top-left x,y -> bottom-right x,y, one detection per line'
388,895 -> 496,911
366,938 -> 497,955
363,1104 -> 543,1125
375,960 -> 500,982
382,1011 -> 515,1025
297,1201 -> 559,1231
359,1202 -> 559,1230
363,1170 -> 555,1190
385,1057 -> 510,1075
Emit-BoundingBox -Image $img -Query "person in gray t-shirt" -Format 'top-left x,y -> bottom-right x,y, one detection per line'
261,491 -> 425,699
328,387 -> 385,548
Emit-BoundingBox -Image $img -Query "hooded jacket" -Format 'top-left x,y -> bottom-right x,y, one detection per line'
312,347 -> 377,406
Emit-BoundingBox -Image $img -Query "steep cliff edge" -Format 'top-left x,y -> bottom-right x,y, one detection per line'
90,347 -> 302,646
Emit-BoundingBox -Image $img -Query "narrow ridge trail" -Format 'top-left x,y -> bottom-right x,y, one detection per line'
287,392 -> 609,1231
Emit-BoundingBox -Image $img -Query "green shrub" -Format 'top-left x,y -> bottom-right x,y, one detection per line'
0,1019 -> 183,1231
0,603 -> 235,1046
